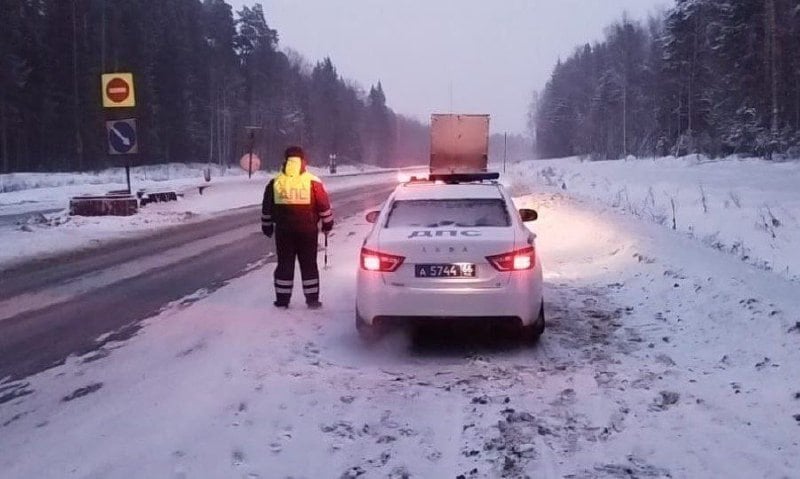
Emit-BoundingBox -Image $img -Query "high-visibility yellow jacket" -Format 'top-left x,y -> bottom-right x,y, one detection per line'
262,157 -> 333,233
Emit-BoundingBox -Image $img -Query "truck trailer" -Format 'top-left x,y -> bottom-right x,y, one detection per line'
429,114 -> 490,174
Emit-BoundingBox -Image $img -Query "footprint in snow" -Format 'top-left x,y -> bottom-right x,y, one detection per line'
304,342 -> 320,356
655,354 -> 676,367
366,451 -> 392,468
388,466 -> 411,478
426,450 -> 443,462
231,449 -> 246,467
649,391 -> 680,411
593,455 -> 672,478
609,406 -> 630,434
755,357 -> 776,370
339,466 -> 366,478
551,388 -> 576,406
270,426 -> 294,453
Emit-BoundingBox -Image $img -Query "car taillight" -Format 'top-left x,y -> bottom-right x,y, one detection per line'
486,246 -> 535,271
361,248 -> 405,272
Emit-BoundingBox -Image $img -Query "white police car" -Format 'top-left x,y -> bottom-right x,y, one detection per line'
355,173 -> 544,342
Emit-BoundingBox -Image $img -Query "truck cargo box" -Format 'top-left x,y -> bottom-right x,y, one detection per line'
430,114 -> 490,174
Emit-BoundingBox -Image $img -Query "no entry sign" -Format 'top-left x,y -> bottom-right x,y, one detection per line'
101,73 -> 136,108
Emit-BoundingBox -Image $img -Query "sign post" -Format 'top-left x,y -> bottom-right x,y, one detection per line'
106,118 -> 138,193
329,153 -> 337,174
248,131 -> 254,179
101,72 -> 137,195
244,126 -> 262,179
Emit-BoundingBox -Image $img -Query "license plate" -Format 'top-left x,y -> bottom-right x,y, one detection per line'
415,263 -> 476,278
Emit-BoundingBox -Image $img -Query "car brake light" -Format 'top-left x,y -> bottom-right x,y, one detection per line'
486,246 -> 535,271
361,248 -> 405,272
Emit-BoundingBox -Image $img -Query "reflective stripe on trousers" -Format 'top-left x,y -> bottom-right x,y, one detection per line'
273,229 -> 320,302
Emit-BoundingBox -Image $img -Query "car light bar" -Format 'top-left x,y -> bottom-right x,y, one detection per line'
428,172 -> 500,184
360,248 -> 405,272
486,246 -> 535,271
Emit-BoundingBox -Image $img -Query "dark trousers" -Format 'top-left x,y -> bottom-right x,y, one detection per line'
274,229 -> 320,304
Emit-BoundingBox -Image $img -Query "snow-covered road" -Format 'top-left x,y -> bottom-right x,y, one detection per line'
1,187 -> 799,478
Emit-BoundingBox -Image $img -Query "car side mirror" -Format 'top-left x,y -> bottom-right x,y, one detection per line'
365,210 -> 381,224
519,208 -> 538,222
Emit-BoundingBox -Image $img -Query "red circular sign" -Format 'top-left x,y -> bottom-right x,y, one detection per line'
239,154 -> 262,173
106,77 -> 130,103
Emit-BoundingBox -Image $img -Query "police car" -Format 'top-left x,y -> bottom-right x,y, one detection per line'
355,173 -> 544,342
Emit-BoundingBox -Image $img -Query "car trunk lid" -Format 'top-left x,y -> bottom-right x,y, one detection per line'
376,227 -> 514,289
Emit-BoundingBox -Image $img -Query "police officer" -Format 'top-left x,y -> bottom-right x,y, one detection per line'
261,146 -> 334,309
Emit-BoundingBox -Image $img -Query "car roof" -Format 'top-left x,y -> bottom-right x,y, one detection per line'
392,182 -> 505,201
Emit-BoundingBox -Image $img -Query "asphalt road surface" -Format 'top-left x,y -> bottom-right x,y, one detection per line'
0,183 -> 395,381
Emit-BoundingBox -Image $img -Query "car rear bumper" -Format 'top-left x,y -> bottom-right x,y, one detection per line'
356,267 -> 543,326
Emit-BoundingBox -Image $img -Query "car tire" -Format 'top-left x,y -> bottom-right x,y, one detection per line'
356,308 -> 382,343
522,301 -> 545,344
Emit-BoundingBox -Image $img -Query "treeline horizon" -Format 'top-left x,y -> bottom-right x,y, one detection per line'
532,0 -> 800,161
0,1 -> 429,173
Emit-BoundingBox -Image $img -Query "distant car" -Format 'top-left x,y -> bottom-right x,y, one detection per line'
355,173 -> 544,342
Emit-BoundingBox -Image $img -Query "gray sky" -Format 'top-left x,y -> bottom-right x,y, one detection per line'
229,0 -> 667,134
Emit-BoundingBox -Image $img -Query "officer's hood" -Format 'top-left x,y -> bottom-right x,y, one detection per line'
282,156 -> 307,177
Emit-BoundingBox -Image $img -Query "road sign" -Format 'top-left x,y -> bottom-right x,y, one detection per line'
106,119 -> 138,155
101,73 -> 136,108
239,153 -> 261,174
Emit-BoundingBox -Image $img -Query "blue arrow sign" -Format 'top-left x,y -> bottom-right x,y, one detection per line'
107,119 -> 138,155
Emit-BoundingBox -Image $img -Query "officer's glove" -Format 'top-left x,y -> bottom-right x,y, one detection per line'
262,224 -> 274,238
321,221 -> 333,234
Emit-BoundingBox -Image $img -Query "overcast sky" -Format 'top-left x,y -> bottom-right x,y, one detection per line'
228,0 -> 668,134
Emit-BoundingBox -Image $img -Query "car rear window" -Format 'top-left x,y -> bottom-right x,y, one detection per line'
385,199 -> 511,228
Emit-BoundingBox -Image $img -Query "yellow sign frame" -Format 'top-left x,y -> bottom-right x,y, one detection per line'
101,73 -> 136,108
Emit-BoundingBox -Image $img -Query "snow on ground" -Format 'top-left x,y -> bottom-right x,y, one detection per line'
506,155 -> 800,282
2,179 -> 799,478
0,165 -> 411,271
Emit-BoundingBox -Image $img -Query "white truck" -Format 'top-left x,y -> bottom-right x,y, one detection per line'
429,114 -> 490,174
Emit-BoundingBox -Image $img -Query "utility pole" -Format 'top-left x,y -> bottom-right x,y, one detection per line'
503,132 -> 508,174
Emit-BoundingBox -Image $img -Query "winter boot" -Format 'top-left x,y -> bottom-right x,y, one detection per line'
306,300 -> 323,310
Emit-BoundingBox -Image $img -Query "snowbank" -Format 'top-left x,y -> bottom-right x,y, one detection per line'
0,162 -> 388,194
506,155 -> 800,281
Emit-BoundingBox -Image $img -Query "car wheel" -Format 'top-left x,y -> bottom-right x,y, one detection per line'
522,301 -> 545,344
356,308 -> 382,342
